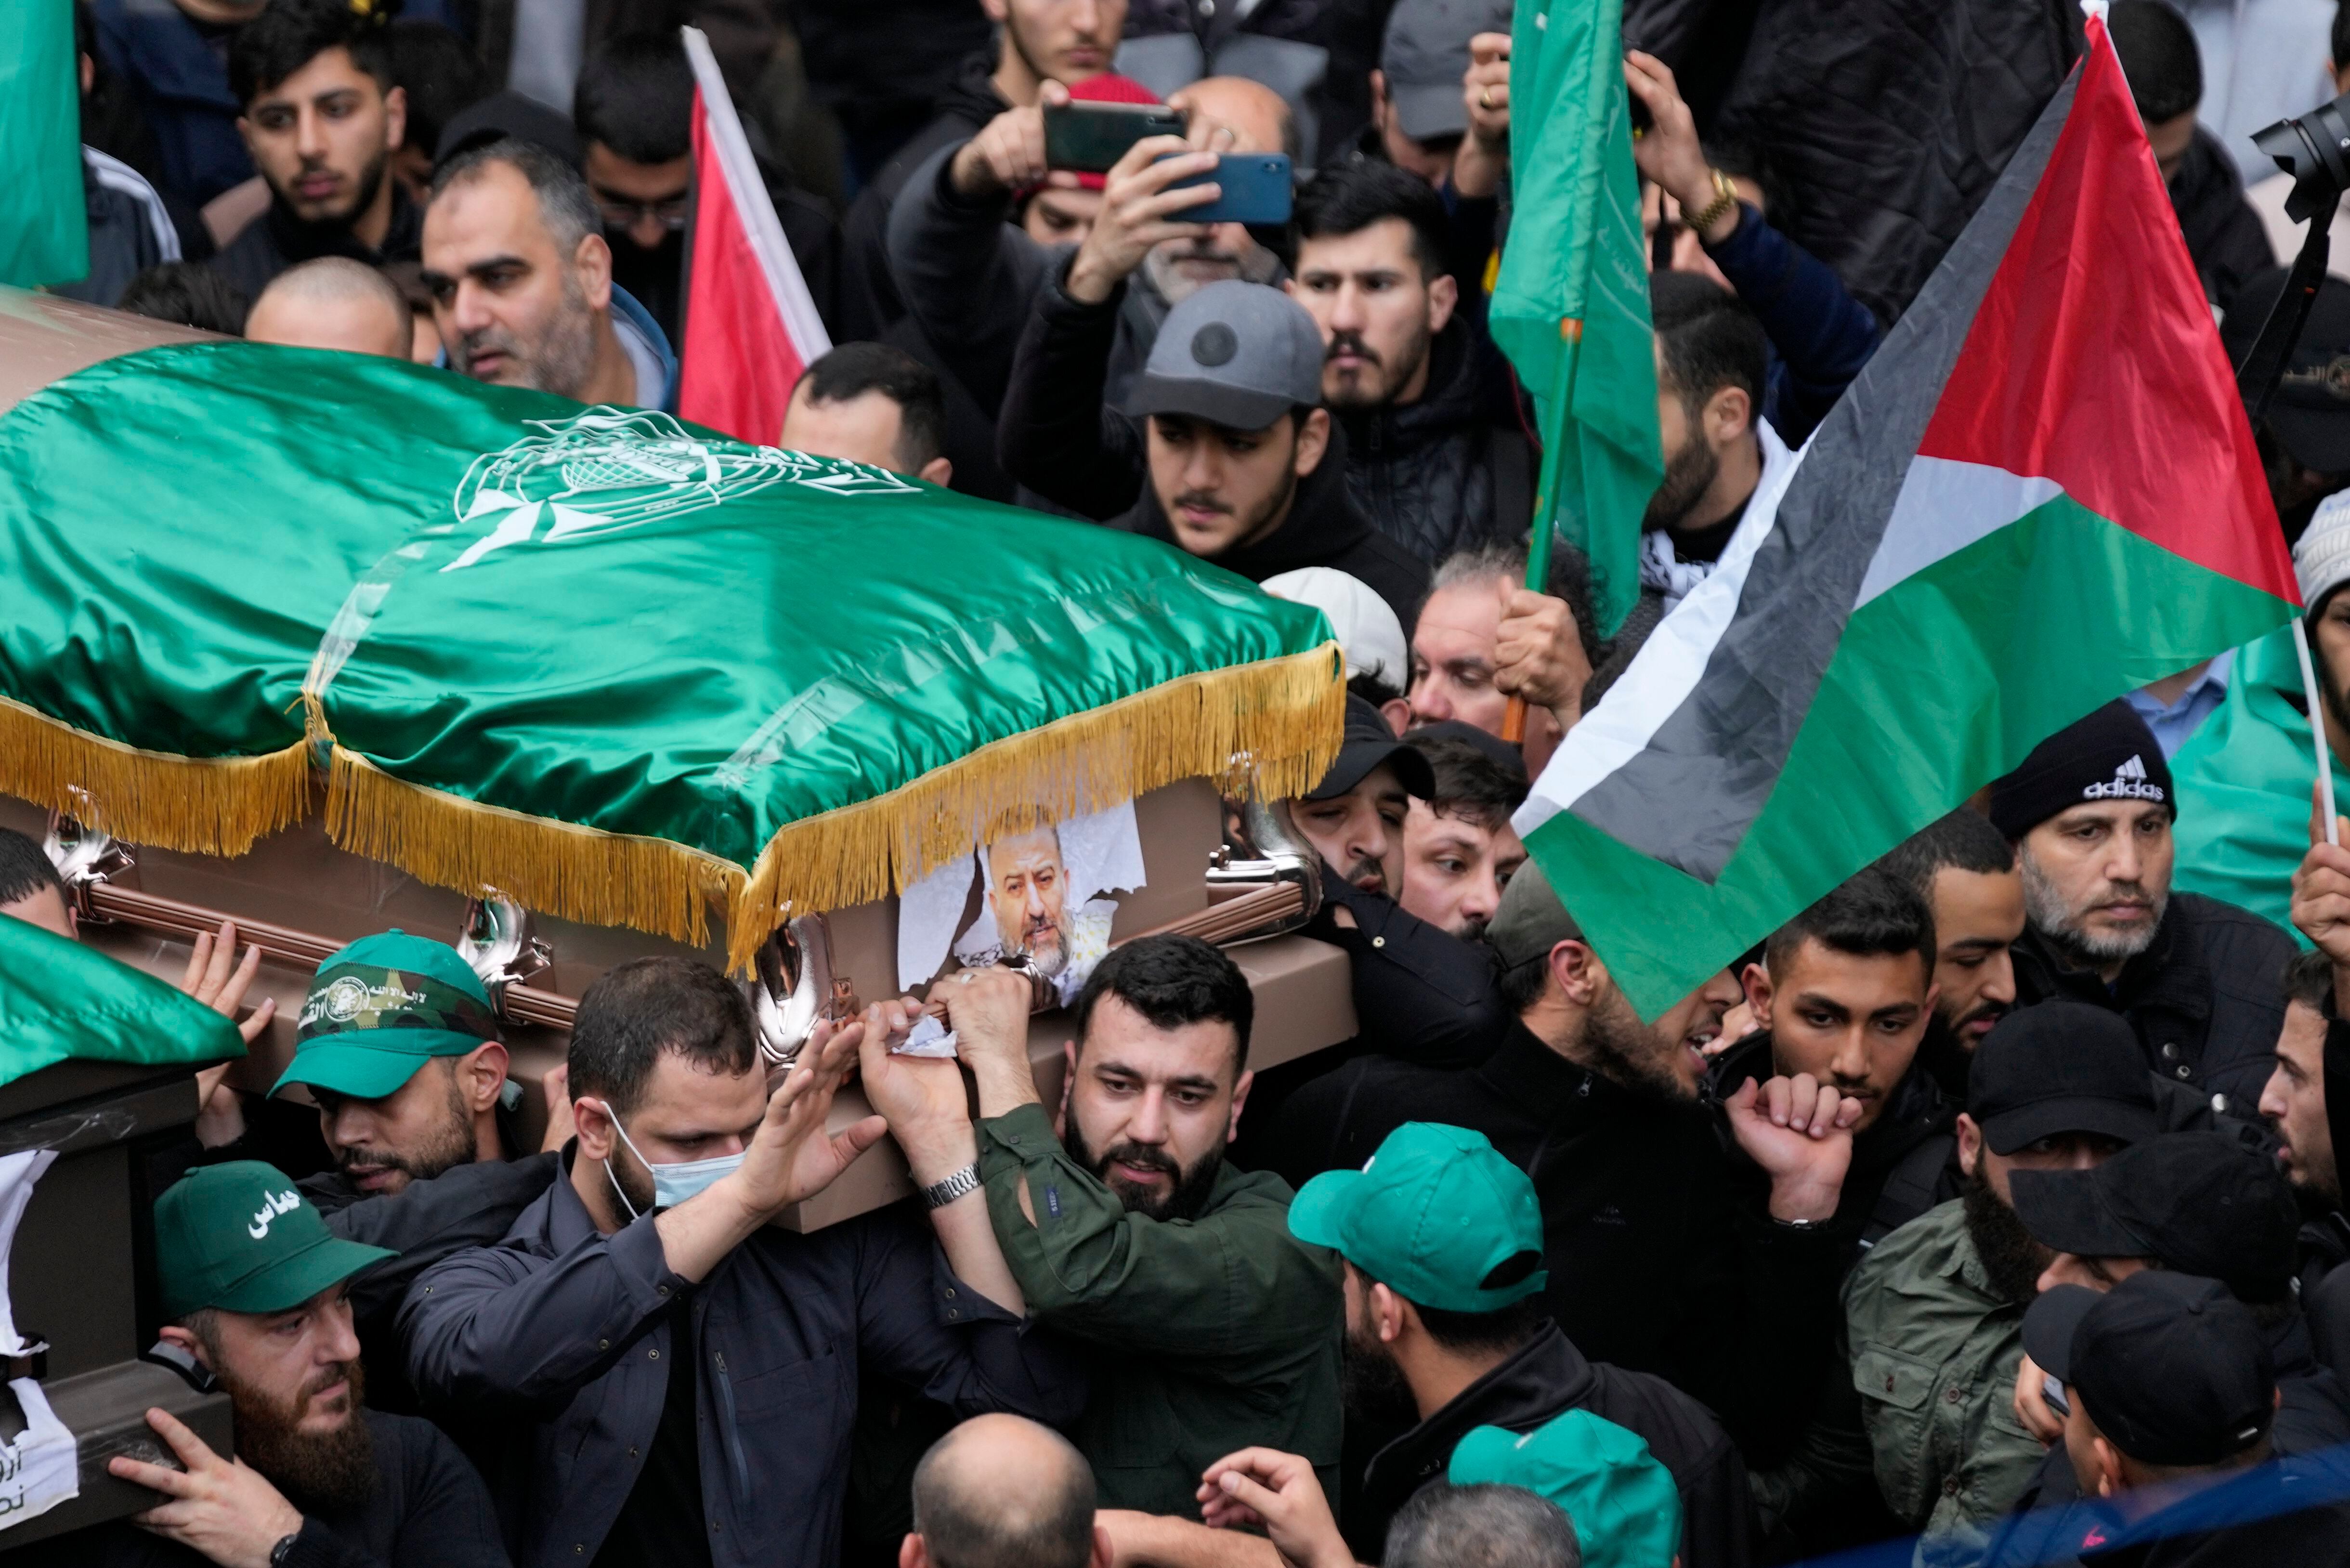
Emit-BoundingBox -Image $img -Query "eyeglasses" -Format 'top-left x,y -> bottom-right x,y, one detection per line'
595,194 -> 690,232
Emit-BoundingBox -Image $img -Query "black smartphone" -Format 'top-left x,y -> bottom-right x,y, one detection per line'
1044,101 -> 1187,173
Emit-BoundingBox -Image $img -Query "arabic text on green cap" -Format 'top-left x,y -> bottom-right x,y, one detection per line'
273,928 -> 499,1101
155,1161 -> 395,1319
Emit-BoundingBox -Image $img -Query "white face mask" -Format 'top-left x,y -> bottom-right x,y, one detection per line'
591,1102 -> 744,1219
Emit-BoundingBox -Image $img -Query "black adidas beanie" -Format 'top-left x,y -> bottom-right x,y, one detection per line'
1988,701 -> 2174,840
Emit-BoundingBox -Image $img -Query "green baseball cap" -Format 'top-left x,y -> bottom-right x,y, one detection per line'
1448,1411 -> 1683,1568
272,929 -> 499,1100
1287,1123 -> 1547,1313
155,1161 -> 396,1319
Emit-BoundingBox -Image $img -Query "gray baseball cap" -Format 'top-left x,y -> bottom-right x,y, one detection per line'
1486,856 -> 1581,972
1125,281 -> 1325,432
1382,0 -> 1515,141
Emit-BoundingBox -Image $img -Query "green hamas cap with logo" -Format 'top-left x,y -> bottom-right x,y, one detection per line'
1287,1122 -> 1547,1313
155,1161 -> 395,1319
273,929 -> 498,1100
1448,1410 -> 1683,1568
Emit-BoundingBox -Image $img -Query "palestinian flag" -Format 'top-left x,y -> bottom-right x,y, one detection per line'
1514,13 -> 2299,1018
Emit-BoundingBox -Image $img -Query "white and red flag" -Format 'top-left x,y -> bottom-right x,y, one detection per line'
677,26 -> 830,444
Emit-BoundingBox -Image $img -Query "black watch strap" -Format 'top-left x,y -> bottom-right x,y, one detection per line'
270,1528 -> 303,1567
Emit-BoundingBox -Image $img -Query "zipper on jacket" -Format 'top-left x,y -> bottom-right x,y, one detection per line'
711,1347 -> 752,1497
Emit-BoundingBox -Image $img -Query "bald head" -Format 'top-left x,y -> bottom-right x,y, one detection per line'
246,258 -> 412,358
906,1415 -> 1100,1568
1174,76 -> 1295,157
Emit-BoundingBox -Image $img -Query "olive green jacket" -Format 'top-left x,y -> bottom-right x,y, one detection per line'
1842,1198 -> 2045,1542
978,1103 -> 1345,1516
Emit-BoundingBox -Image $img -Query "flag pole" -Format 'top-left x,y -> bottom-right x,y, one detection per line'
1502,317 -> 1582,744
2293,617 -> 2341,845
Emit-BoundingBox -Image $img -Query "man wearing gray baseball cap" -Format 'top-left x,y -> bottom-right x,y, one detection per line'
1001,269 -> 1430,626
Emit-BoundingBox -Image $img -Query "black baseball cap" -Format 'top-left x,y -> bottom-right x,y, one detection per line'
2221,267 -> 2350,474
2023,1273 -> 2274,1467
1306,694 -> 1436,801
1966,1002 -> 2159,1155
2010,1131 -> 2303,1302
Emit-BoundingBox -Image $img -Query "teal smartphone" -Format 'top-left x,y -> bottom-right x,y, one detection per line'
1164,153 -> 1294,225
1043,101 -> 1186,173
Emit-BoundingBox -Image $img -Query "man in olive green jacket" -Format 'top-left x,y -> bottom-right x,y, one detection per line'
928,935 -> 1344,1516
1842,1004 -> 2159,1549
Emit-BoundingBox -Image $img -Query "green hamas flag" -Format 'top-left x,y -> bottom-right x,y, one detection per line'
0,918 -> 242,1090
0,0 -> 88,290
0,332 -> 1342,968
1491,0 -> 1660,635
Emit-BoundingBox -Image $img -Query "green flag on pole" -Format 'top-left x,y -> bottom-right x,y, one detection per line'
0,0 -> 90,290
0,917 -> 242,1091
1490,0 -> 1660,635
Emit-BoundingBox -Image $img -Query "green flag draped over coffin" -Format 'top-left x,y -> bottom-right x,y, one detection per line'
1512,16 -> 2300,1019
0,337 -> 1341,969
0,917 -> 241,1090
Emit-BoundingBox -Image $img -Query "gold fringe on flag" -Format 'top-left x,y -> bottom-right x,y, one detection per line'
0,693 -> 313,856
726,641 -> 1346,970
322,748 -> 744,951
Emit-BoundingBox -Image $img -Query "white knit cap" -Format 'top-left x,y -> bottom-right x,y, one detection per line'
1261,568 -> 1408,690
2295,490 -> 2350,613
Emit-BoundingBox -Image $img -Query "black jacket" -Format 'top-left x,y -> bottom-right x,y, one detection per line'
1713,0 -> 2083,325
999,257 -> 1430,627
1332,322 -> 1532,566
1995,1451 -> 2350,1568
207,187 -> 422,304
2168,125 -> 2276,313
1275,1020 -> 1849,1467
60,1409 -> 508,1568
1353,1321 -> 1753,1567
838,51 -> 1005,340
1707,1032 -> 1958,1263
400,1160 -> 1083,1568
2011,892 -> 2296,1112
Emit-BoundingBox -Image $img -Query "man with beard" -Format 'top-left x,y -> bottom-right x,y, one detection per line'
1286,160 -> 1530,565
2277,857 -> 2350,1367
248,933 -> 557,1412
571,33 -> 839,349
403,958 -> 1079,1567
1396,724 -> 1526,942
1277,858 -> 1858,1477
210,0 -> 416,304
925,936 -> 1343,1517
77,1161 -> 505,1567
1293,1123 -> 1750,1566
420,137 -> 676,408
1880,809 -> 2026,1100
1842,1004 -> 2159,1547
972,824 -> 1117,1005
1995,702 -> 2295,1110
1000,276 -> 1428,623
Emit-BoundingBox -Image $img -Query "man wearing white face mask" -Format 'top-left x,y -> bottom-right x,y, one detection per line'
400,957 -> 1082,1568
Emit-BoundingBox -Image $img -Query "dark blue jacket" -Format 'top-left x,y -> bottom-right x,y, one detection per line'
399,1157 -> 1084,1568
1705,204 -> 1881,448
88,0 -> 250,206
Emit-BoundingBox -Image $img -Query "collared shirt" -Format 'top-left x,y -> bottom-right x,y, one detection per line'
2127,647 -> 2233,758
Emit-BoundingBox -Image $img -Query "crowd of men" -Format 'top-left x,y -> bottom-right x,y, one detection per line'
31,0 -> 2350,1560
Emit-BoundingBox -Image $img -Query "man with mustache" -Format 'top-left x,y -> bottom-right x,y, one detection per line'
79,1161 -> 506,1566
1880,809 -> 2027,1100
420,137 -> 676,408
925,936 -> 1343,1518
1996,702 -> 2296,1110
1710,868 -> 1953,1258
209,0 -> 416,305
1842,1004 -> 2158,1549
1287,160 -> 1531,565
1277,858 -> 1859,1477
255,932 -> 556,1411
972,823 -> 1118,1004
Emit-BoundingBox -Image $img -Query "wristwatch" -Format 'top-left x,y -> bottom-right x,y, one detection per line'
1688,167 -> 1740,236
920,1163 -> 982,1211
270,1530 -> 302,1566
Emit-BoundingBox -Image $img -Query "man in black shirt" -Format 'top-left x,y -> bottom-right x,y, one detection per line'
210,0 -> 419,303
65,1161 -> 506,1568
